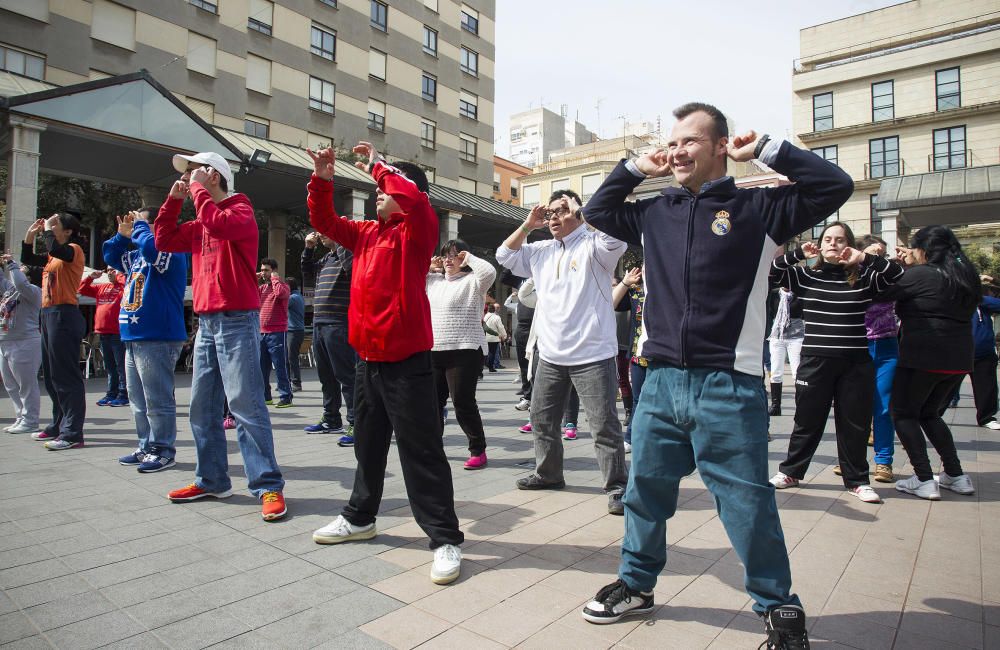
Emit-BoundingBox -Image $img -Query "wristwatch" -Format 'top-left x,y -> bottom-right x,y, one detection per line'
753,134 -> 771,159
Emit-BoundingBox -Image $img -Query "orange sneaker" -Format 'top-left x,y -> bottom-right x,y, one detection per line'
167,483 -> 233,502
261,491 -> 287,521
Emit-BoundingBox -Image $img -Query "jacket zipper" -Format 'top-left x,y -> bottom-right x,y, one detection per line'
680,197 -> 696,367
556,239 -> 566,280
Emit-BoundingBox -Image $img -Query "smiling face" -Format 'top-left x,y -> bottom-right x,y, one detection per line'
666,111 -> 728,191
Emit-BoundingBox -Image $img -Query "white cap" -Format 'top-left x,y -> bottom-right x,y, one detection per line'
172,152 -> 235,195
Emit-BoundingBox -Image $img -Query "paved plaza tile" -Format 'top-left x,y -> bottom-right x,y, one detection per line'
0,367 -> 997,648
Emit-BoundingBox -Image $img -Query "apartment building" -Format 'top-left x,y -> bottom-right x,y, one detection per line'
508,105 -> 596,169
0,0 -> 496,195
792,0 -> 1000,246
492,154 -> 528,204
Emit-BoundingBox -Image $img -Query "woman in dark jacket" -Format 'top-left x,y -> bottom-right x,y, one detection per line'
878,225 -> 981,500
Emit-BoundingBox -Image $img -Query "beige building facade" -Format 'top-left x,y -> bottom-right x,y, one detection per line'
0,0 -> 497,195
792,0 -> 1000,246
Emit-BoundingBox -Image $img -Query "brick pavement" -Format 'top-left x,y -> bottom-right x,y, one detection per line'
0,367 -> 997,649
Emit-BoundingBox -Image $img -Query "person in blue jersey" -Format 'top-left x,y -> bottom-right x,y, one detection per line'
103,208 -> 189,473
580,102 -> 854,650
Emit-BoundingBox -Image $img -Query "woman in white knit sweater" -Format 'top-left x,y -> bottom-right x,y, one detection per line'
427,239 -> 497,470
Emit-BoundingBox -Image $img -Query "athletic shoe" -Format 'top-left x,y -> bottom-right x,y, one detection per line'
515,398 -> 531,411
833,465 -> 842,476
304,420 -> 344,434
562,424 -> 578,440
516,474 -> 565,490
464,452 -> 487,470
275,398 -> 293,409
936,472 -> 975,495
44,439 -> 83,450
137,455 -> 176,473
895,475 -> 940,500
96,396 -> 114,406
7,422 -> 39,434
624,441 -> 632,453
119,449 -> 145,466
608,492 -> 624,516
291,383 -> 302,393
983,419 -> 1000,430
430,544 -> 462,585
31,431 -> 56,441
4,419 -> 22,432
518,423 -> 533,433
874,464 -> 894,483
337,425 -> 355,447
769,472 -> 799,489
849,485 -> 882,504
264,399 -> 273,406
760,604 -> 810,649
223,416 -> 236,430
312,515 -> 376,544
581,579 -> 654,624
109,398 -> 129,407
261,491 -> 287,521
168,483 -> 233,502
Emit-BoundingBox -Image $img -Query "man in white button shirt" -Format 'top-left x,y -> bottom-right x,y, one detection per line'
496,190 -> 628,515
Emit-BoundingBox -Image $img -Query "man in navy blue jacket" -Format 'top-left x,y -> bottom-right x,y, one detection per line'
971,278 -> 1000,429
579,102 -> 852,650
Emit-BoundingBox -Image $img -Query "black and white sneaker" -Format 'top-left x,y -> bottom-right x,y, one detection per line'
581,579 -> 654,624
760,605 -> 810,649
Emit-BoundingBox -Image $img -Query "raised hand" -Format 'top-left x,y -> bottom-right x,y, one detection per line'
862,242 -> 884,256
429,256 -> 444,273
169,180 -> 189,200
634,149 -> 672,177
189,166 -> 212,186
132,210 -> 149,223
304,231 -> 319,249
726,130 -> 759,162
839,246 -> 865,266
453,250 -> 469,268
89,270 -> 103,279
25,219 -> 45,241
306,147 -> 335,181
44,214 -> 61,231
524,205 -> 547,232
116,214 -> 134,238
624,266 -> 642,287
352,141 -> 379,173
801,242 -> 820,259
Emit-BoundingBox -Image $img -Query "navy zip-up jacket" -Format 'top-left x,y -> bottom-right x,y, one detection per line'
585,141 -> 853,376
973,296 -> 1000,359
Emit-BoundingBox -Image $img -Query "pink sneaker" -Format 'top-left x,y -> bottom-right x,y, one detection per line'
31,431 -> 57,441
223,416 -> 236,430
519,423 -> 532,433
562,424 -> 578,440
464,452 -> 487,470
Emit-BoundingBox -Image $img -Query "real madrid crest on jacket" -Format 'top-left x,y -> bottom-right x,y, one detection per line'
711,210 -> 731,236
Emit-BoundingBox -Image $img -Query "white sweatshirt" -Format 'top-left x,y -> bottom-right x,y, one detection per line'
426,252 -> 496,352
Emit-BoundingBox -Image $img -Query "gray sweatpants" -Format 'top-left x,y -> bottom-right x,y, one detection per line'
1,338 -> 42,429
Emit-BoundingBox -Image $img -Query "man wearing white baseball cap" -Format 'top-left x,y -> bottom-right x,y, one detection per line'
154,151 -> 288,522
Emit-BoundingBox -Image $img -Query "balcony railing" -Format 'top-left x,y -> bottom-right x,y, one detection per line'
863,159 -> 906,180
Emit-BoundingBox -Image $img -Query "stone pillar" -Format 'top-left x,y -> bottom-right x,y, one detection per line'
440,210 -> 461,248
266,212 -> 287,276
878,209 -> 900,251
3,116 -> 46,252
347,189 -> 369,220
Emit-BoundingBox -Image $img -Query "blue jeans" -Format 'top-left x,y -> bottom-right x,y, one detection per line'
126,340 -> 183,460
314,321 -> 357,426
626,362 -> 647,444
100,333 -> 127,399
260,331 -> 291,401
620,363 -> 800,614
190,311 -> 284,497
868,338 -> 898,465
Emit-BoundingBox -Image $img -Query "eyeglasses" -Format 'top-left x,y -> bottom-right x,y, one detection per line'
543,207 -> 573,220
443,251 -> 459,259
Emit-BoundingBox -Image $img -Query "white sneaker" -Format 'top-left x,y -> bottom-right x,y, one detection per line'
895,475 -> 940,500
849,485 -> 882,503
312,515 -> 377,545
624,441 -> 632,454
936,473 -> 975,495
515,398 -> 531,411
769,472 -> 799,489
430,544 -> 462,584
983,419 -> 1000,430
7,422 -> 39,434
5,418 -> 23,433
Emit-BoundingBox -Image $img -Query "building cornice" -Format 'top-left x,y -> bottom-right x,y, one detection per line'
798,100 -> 1000,144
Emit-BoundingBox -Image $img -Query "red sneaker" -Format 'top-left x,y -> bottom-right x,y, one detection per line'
518,423 -> 532,433
168,483 -> 233,502
464,452 -> 487,470
261,491 -> 287,521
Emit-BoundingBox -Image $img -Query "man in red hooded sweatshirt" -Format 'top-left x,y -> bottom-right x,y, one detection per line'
154,151 -> 287,522
305,142 -> 463,585
78,267 -> 128,406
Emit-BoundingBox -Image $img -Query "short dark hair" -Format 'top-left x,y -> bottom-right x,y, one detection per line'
392,161 -> 430,193
55,212 -> 81,239
548,189 -> 583,205
217,172 -> 228,193
139,206 -> 159,222
286,276 -> 299,292
673,102 -> 729,140
260,257 -> 278,270
439,238 -> 470,257
860,234 -> 886,249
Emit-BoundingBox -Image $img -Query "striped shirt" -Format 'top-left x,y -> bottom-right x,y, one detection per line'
770,248 -> 904,359
302,245 -> 352,323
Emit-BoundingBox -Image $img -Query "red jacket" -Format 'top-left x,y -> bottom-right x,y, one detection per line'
154,183 -> 261,314
258,275 -> 289,333
78,274 -> 126,334
307,162 -> 437,362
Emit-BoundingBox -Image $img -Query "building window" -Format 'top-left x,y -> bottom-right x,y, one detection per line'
369,49 -> 386,80
551,178 -> 570,192
812,92 -> 833,132
246,54 -> 271,94
0,45 -> 45,80
187,33 -> 216,77
370,0 -> 388,31
422,26 -> 438,56
459,90 -> 478,120
510,129 -> 524,143
309,77 -> 335,113
869,136 -> 899,178
368,99 -> 385,131
311,25 -> 336,60
184,97 -> 214,123
244,116 -> 269,138
459,133 -> 477,162
460,47 -> 478,76
461,5 -> 479,35
811,145 -> 838,166
871,80 -> 893,122
811,215 -> 839,240
459,176 -> 477,194
493,172 -> 501,194
522,184 -> 540,208
421,73 -> 437,102
421,119 -> 436,149
318,0 -> 337,6
420,165 -> 436,183
189,0 -> 217,14
92,0 -> 136,50
247,0 -> 273,36
870,194 -> 882,236
581,173 -> 603,202
511,179 -> 519,199
933,126 -> 966,170
936,67 -> 960,111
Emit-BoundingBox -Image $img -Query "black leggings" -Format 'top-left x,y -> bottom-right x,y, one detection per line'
891,367 -> 964,481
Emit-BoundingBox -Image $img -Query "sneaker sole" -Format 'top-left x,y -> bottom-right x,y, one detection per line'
262,507 -> 288,522
771,481 -> 799,489
169,489 -> 233,502
895,485 -> 940,500
336,441 -> 355,447
850,491 -> 882,504
430,567 -> 461,585
582,604 -> 655,625
275,404 -> 293,409
516,481 -> 566,491
874,475 -> 894,483
119,459 -> 142,466
463,463 -> 487,470
138,461 -> 177,473
938,484 -> 975,495
312,527 -> 377,544
44,441 -> 84,450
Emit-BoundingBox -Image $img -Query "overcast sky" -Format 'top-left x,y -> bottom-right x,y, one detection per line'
493,0 -> 906,157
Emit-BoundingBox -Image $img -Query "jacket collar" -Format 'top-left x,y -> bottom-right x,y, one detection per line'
662,175 -> 737,199
556,222 -> 588,246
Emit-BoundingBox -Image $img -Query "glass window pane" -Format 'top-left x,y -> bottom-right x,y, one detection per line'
7,49 -> 25,75
25,55 -> 44,80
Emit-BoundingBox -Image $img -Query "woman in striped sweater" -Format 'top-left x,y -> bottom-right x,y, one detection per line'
426,239 -> 496,470
768,222 -> 904,503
